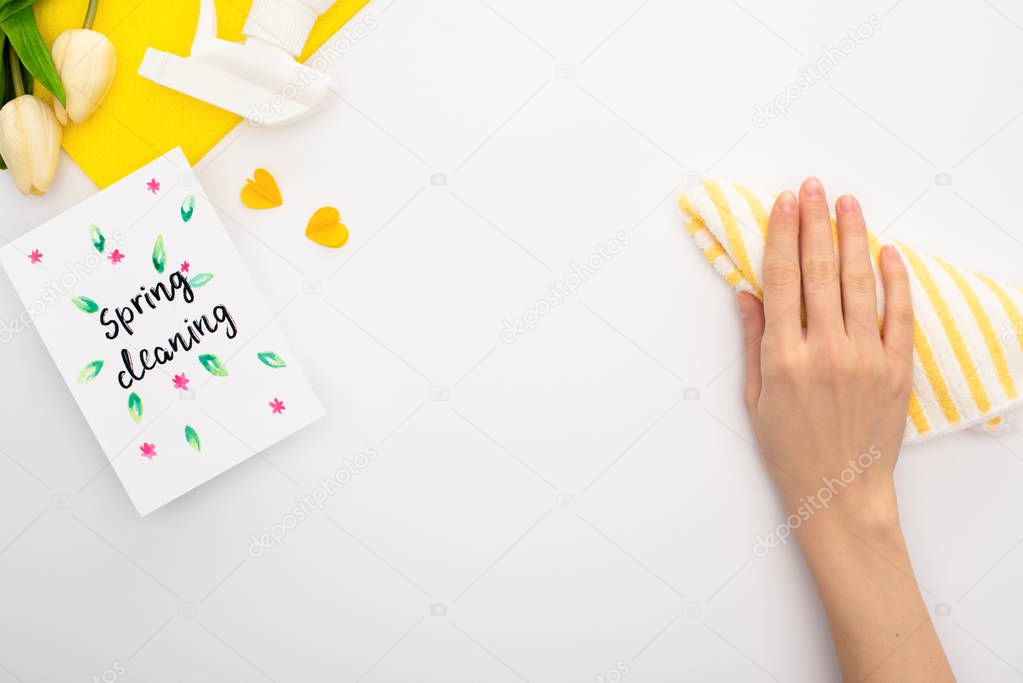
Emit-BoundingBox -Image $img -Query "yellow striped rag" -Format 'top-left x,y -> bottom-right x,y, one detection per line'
680,180 -> 1023,444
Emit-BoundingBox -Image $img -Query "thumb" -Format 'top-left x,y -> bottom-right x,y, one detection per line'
737,291 -> 765,416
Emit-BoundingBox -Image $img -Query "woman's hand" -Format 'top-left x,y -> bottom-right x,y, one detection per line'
737,177 -> 913,533
736,177 -> 954,682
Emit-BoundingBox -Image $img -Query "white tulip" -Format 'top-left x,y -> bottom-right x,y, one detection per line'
51,28 -> 116,125
0,95 -> 62,196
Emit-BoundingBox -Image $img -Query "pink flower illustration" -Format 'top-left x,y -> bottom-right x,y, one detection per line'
28,249 -> 42,264
108,249 -> 125,265
146,178 -> 161,194
180,261 -> 190,273
269,398 -> 286,414
140,443 -> 157,459
172,373 -> 189,391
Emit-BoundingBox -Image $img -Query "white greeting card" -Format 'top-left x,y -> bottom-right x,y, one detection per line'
1,149 -> 323,515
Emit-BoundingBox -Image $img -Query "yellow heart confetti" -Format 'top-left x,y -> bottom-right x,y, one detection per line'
305,206 -> 349,248
240,168 -> 283,209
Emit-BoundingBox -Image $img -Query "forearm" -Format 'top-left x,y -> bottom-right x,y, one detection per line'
795,492 -> 954,682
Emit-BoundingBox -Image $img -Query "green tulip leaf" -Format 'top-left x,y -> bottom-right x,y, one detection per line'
0,7 -> 66,105
184,425 -> 201,452
188,273 -> 213,288
76,360 -> 103,383
0,36 -> 5,170
180,195 -> 195,222
128,392 -> 143,424
152,234 -> 165,273
0,35 -> 7,105
0,0 -> 41,25
198,354 -> 228,377
70,296 -> 98,313
18,55 -> 31,96
0,34 -> 5,169
90,224 -> 105,253
257,351 -> 287,369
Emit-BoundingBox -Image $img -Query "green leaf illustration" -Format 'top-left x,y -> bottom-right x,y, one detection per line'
70,296 -> 99,313
89,224 -> 105,253
128,392 -> 143,424
257,351 -> 287,368
184,425 -> 201,452
152,234 -> 166,273
76,360 -> 104,383
180,195 -> 195,222
198,354 -> 229,377
188,273 -> 213,288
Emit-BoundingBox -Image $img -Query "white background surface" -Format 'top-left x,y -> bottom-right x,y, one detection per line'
2,0 -> 1023,681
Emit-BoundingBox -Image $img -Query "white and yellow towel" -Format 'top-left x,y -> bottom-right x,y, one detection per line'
680,180 -> 1023,444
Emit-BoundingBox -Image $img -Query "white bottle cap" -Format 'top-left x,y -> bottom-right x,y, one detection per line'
243,0 -> 326,56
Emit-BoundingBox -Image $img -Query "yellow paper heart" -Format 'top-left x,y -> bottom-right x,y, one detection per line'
305,207 -> 349,248
240,169 -> 283,209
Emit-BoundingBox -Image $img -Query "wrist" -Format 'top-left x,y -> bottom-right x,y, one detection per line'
784,481 -> 903,548
797,492 -> 907,568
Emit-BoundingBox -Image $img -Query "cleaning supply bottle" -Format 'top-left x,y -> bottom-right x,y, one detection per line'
139,0 -> 339,127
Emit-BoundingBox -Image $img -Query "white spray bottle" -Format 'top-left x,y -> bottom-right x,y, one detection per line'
138,0 -> 337,126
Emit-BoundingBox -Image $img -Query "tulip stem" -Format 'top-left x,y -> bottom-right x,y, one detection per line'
84,0 -> 99,30
8,42 -> 24,97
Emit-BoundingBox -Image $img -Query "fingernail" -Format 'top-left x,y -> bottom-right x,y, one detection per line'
776,191 -> 796,212
881,244 -> 901,263
838,195 -> 859,213
803,177 -> 823,198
